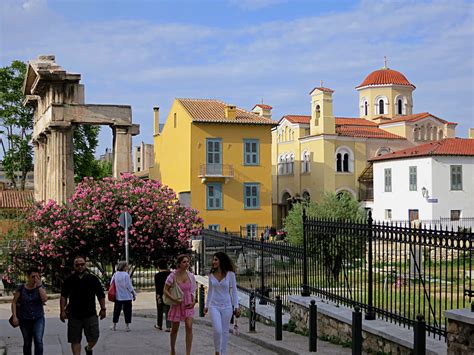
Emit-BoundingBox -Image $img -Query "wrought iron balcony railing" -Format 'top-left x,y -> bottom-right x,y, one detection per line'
198,164 -> 234,178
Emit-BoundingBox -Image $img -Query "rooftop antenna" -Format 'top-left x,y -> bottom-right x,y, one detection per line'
383,56 -> 388,69
320,80 -> 323,87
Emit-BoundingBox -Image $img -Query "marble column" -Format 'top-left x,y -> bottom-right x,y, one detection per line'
112,126 -> 132,178
47,126 -> 74,204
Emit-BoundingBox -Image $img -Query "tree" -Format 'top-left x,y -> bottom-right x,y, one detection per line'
0,60 -> 34,190
284,192 -> 365,283
73,125 -> 104,182
284,192 -> 364,245
3,175 -> 203,289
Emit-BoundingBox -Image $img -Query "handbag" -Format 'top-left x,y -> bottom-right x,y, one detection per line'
9,284 -> 23,328
163,273 -> 183,306
107,278 -> 117,302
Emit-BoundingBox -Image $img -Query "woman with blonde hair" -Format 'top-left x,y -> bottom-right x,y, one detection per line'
164,254 -> 196,355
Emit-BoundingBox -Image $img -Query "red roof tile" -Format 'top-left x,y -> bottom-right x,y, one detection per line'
177,98 -> 277,125
280,115 -> 311,124
356,68 -> 415,89
378,112 -> 457,125
369,138 -> 474,162
336,126 -> 405,139
253,104 -> 273,110
0,190 -> 34,209
335,117 -> 377,126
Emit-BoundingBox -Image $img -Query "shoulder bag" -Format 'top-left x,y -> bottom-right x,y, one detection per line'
163,273 -> 183,306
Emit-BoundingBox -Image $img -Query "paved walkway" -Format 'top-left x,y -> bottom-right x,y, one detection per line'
0,291 -> 352,354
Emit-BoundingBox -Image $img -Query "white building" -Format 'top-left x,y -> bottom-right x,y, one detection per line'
133,142 -> 154,173
370,138 -> 474,222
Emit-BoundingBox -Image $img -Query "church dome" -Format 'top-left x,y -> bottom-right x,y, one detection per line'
356,68 -> 415,89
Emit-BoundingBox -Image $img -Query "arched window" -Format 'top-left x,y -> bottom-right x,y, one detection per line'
413,127 -> 419,141
376,147 -> 391,156
336,153 -> 342,172
375,96 -> 388,115
379,99 -> 385,114
364,101 -> 368,116
343,154 -> 349,172
278,155 -> 285,175
315,104 -> 320,125
420,125 -> 426,141
360,98 -> 368,116
397,99 -> 403,115
301,151 -> 311,173
335,146 -> 354,173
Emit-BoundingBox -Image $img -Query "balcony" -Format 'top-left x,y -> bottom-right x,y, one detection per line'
198,164 -> 234,183
278,162 -> 294,176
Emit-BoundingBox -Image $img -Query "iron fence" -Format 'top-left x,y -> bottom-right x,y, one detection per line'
199,213 -> 473,340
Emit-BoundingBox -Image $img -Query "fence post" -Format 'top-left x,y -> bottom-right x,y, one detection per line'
249,291 -> 256,332
275,295 -> 282,341
259,235 -> 267,305
365,211 -> 375,320
309,300 -> 317,352
200,235 -> 205,276
302,208 -> 310,296
352,306 -> 362,355
199,285 -> 205,317
413,314 -> 426,355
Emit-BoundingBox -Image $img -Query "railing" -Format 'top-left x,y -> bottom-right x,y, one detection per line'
303,213 -> 472,339
198,216 -> 473,339
199,230 -> 303,310
390,218 -> 474,231
198,164 -> 234,177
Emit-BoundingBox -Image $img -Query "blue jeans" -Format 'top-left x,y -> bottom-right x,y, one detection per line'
19,316 -> 45,355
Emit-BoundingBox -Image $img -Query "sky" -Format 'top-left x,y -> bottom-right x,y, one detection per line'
1,0 -> 473,156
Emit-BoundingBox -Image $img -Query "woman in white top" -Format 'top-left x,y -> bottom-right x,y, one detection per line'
204,252 -> 240,355
111,261 -> 137,331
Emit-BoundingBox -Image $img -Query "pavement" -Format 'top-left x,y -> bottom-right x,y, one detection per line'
0,291 -> 352,354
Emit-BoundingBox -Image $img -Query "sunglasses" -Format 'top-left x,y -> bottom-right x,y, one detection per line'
74,263 -> 86,267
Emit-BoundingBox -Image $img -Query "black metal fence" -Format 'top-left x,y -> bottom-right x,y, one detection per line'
198,212 -> 473,339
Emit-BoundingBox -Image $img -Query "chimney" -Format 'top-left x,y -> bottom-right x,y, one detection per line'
469,128 -> 474,139
153,107 -> 159,135
224,105 -> 236,119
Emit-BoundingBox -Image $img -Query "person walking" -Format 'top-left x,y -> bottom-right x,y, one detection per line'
60,256 -> 106,355
111,261 -> 137,332
10,266 -> 48,355
164,254 -> 196,355
204,252 -> 240,355
154,259 -> 171,331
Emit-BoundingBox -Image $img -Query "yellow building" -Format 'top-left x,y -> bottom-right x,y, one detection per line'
150,99 -> 276,236
272,65 -> 457,227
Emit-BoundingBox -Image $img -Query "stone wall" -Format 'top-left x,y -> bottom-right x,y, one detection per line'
288,298 -> 441,354
445,308 -> 474,355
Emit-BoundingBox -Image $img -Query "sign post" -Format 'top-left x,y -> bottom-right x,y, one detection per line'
119,211 -> 132,264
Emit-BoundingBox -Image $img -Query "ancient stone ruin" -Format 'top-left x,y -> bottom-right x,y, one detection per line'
23,55 -> 139,203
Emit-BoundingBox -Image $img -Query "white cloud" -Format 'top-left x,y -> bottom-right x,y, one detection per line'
1,0 -> 472,151
228,0 -> 286,11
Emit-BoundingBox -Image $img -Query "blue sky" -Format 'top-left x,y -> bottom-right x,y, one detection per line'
1,0 -> 473,156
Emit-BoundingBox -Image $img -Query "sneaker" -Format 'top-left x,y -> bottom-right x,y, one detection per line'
125,325 -> 131,332
84,346 -> 93,355
154,325 -> 162,330
165,328 -> 171,332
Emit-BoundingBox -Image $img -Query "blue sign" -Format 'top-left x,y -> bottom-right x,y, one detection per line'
427,198 -> 438,203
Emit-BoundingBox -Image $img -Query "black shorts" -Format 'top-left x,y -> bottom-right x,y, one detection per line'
67,315 -> 99,344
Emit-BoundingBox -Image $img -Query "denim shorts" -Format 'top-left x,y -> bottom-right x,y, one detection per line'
67,315 -> 99,343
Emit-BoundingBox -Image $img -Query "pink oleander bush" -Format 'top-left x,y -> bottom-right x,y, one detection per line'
3,174 -> 203,288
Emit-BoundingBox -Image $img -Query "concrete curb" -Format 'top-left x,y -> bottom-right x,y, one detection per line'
0,293 -> 61,304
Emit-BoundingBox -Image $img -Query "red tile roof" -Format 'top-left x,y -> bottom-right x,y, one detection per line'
377,112 -> 457,125
280,115 -> 311,124
0,190 -> 34,209
336,126 -> 405,139
280,115 -> 404,139
309,87 -> 334,94
369,138 -> 474,162
253,104 -> 273,110
177,98 -> 277,125
356,68 -> 415,89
